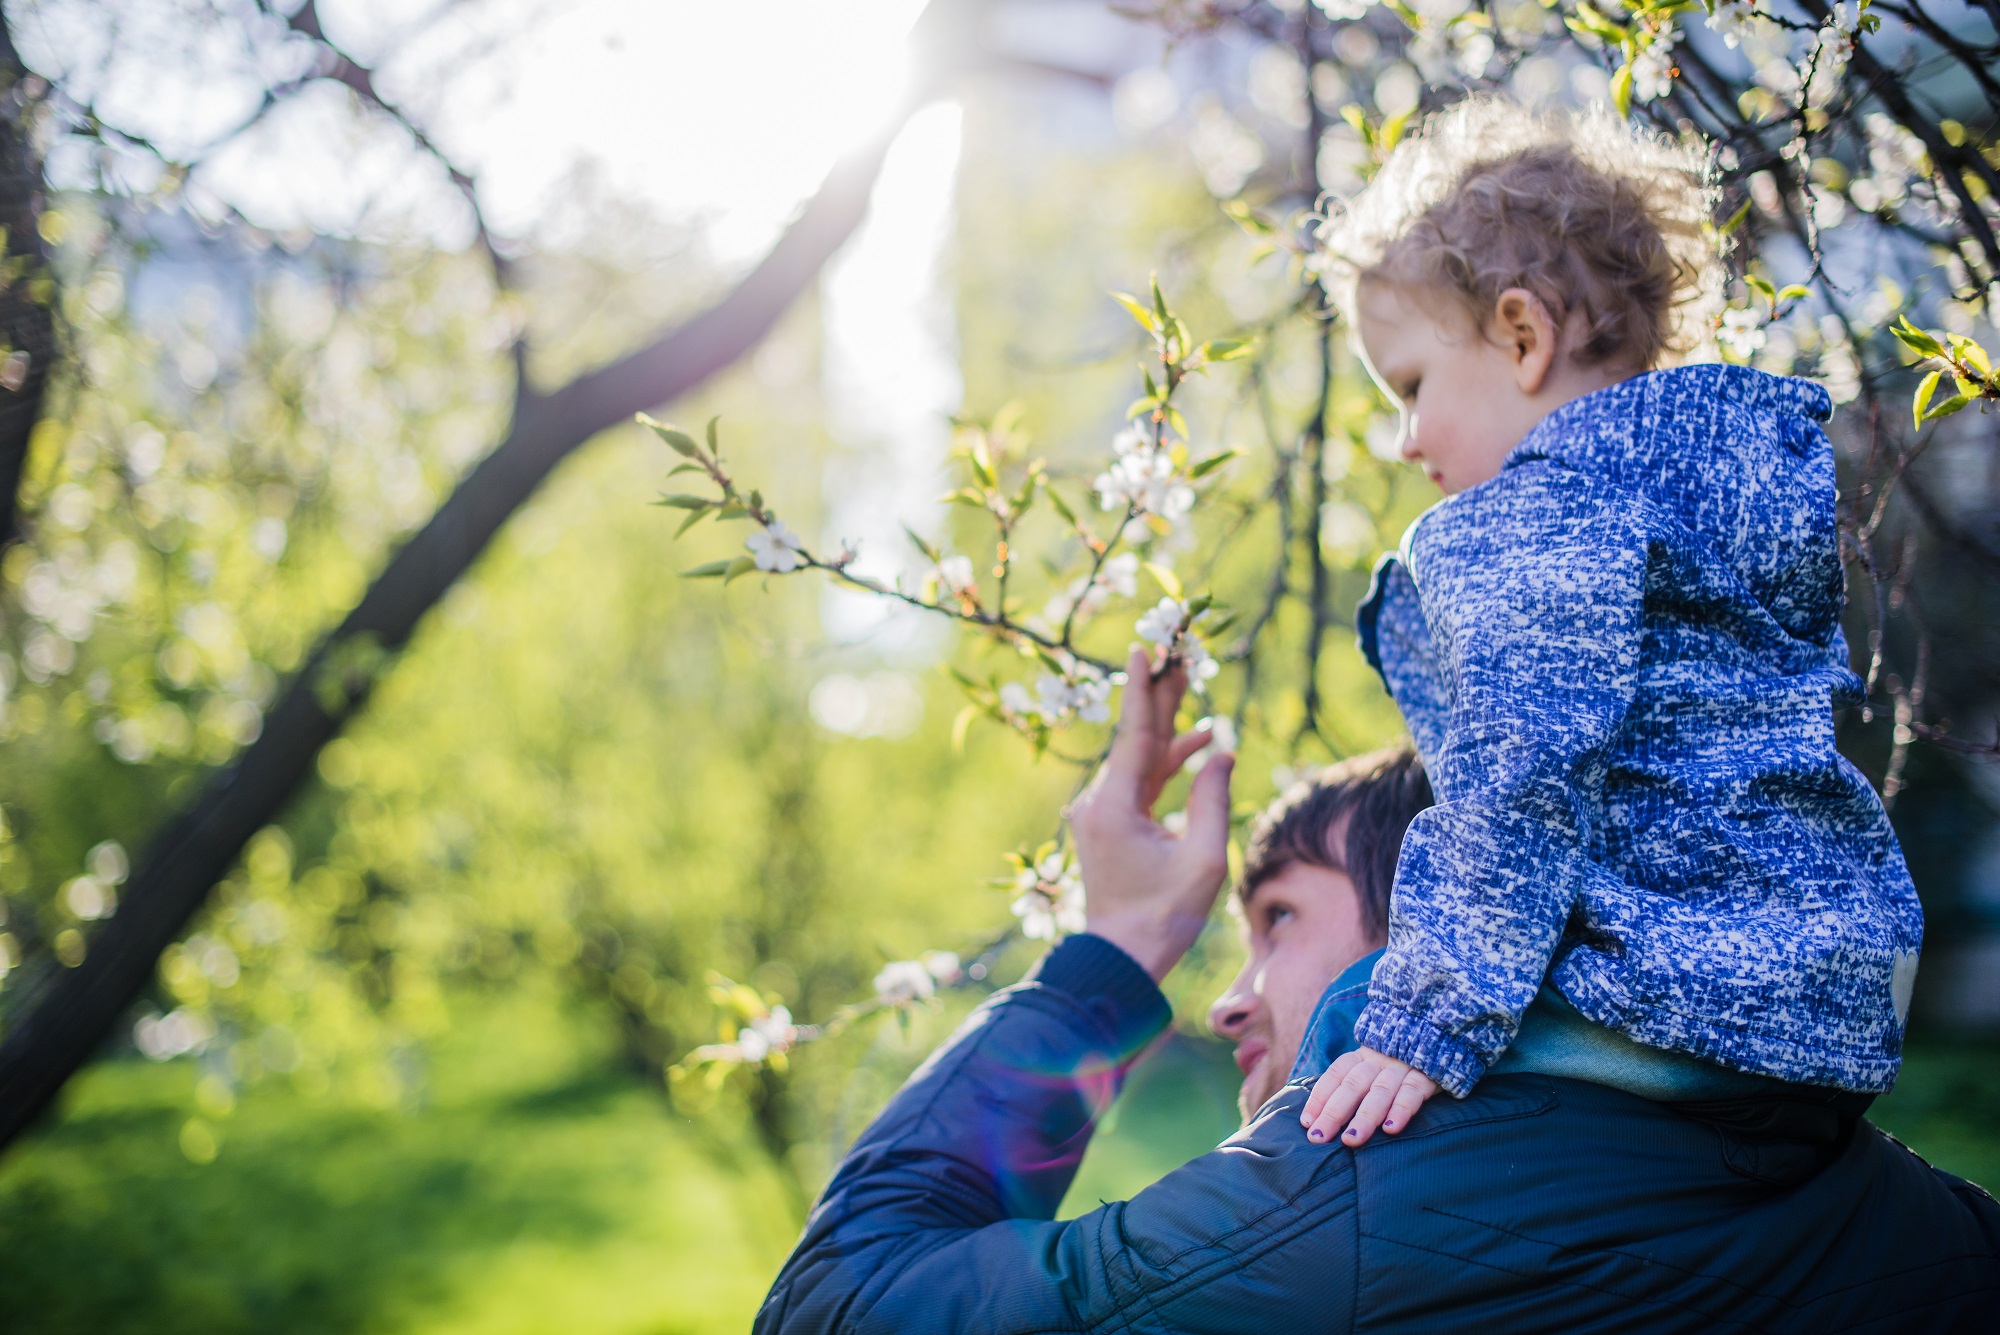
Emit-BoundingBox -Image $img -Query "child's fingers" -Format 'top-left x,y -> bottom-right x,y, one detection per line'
1302,1058 -> 1376,1141
1379,1073 -> 1435,1135
1300,1052 -> 1357,1124
1338,1069 -> 1404,1147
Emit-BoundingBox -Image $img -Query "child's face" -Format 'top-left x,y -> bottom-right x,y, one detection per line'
1354,278 -> 1564,495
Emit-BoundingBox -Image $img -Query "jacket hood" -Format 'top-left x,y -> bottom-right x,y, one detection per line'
1504,364 -> 1841,645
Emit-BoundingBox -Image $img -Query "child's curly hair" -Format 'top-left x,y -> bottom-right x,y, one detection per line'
1317,97 -> 1722,370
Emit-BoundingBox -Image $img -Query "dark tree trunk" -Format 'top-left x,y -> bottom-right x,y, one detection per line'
0,9 -> 54,548
0,116 -> 908,1150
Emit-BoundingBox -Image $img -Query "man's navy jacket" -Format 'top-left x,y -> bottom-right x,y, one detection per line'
757,935 -> 2000,1333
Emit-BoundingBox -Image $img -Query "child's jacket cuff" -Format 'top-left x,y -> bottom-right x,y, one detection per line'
1353,1001 -> 1488,1098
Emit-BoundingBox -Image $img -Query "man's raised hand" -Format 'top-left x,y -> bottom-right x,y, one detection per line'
1068,647 -> 1235,981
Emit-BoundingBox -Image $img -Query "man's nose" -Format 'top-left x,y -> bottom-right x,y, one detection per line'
1208,978 -> 1258,1039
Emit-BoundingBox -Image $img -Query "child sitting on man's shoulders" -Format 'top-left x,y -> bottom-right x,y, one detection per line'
1295,98 -> 1923,1147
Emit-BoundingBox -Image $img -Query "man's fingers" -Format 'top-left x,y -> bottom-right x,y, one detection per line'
1184,750 -> 1235,856
1096,648 -> 1157,807
1150,658 -> 1186,753
1138,726 -> 1212,811
1379,1074 -> 1435,1135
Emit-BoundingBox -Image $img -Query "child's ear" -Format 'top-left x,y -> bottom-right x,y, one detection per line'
1493,288 -> 1559,394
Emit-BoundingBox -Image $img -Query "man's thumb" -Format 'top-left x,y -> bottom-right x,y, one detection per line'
1186,750 -> 1235,853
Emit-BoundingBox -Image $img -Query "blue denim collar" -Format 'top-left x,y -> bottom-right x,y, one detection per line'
1286,948 -> 1383,1085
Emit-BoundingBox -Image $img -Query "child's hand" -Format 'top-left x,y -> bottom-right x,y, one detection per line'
1300,1045 -> 1439,1147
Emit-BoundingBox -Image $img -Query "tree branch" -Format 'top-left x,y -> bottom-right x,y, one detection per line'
0,7 -> 54,550
0,99 -> 921,1151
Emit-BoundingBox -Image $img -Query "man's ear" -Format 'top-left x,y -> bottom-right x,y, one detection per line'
1493,287 -> 1559,394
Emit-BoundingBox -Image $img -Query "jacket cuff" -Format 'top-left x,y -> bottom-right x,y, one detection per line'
1352,1001 -> 1487,1098
1028,934 -> 1173,1060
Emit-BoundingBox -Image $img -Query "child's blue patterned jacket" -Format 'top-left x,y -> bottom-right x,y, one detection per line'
1353,364 -> 1923,1098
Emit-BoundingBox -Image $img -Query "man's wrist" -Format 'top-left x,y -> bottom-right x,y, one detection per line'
1030,933 -> 1173,1055
1081,913 -> 1191,983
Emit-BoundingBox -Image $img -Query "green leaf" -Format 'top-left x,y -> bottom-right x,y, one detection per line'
1126,396 -> 1157,420
666,462 -> 707,476
1340,103 -> 1371,145
1746,274 -> 1776,302
943,487 -> 989,509
637,413 -> 700,457
1891,316 -> 1944,359
682,560 -> 735,578
1110,291 -> 1158,333
952,705 -> 979,754
1151,275 -> 1170,326
654,493 -> 711,510
676,508 -> 712,538
1188,447 -> 1243,479
1922,392 -> 1971,422
1775,284 -> 1812,305
1610,61 -> 1634,118
1379,109 -> 1412,153
904,525 -> 941,562
1200,338 -> 1253,363
1144,561 -> 1183,600
1045,486 -> 1079,526
1187,593 -> 1213,617
1913,369 -> 1943,428
705,416 -> 721,455
722,555 -> 760,584
716,502 -> 748,521
1220,200 -> 1275,236
1717,198 -> 1753,235
1953,337 -> 1992,378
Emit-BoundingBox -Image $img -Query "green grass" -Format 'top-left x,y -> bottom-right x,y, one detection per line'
1868,1034 -> 2000,1192
0,988 -> 798,1335
0,1006 -> 1990,1335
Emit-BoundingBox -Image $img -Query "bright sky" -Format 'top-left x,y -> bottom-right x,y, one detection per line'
21,0 -> 990,665
22,0 -> 936,260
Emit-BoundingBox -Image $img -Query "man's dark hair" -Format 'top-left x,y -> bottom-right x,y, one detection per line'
1238,747 -> 1433,939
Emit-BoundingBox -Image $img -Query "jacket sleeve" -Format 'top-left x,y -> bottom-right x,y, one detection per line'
755,934 -> 1362,1335
1353,465 -> 1648,1097
1357,553 -> 1452,768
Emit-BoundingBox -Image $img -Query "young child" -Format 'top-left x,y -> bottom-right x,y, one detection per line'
1297,98 -> 1924,1147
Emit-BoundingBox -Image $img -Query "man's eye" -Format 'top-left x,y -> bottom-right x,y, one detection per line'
1265,905 -> 1293,931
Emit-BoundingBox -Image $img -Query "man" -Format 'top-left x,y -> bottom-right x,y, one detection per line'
756,651 -> 2000,1333
1208,741 -> 1429,1125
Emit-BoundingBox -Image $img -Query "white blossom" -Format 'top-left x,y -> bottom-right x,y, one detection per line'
921,951 -> 963,985
999,681 -> 1036,719
1818,1 -> 1858,63
1136,597 -> 1187,646
1184,713 -> 1238,773
874,959 -> 937,1005
1095,447 -> 1195,518
746,521 -> 803,573
1717,307 -> 1768,360
1705,0 -> 1757,48
1034,668 -> 1113,724
1181,639 -> 1221,685
734,1005 -> 797,1063
1631,26 -> 1678,104
936,554 -> 977,597
1011,853 -> 1086,941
